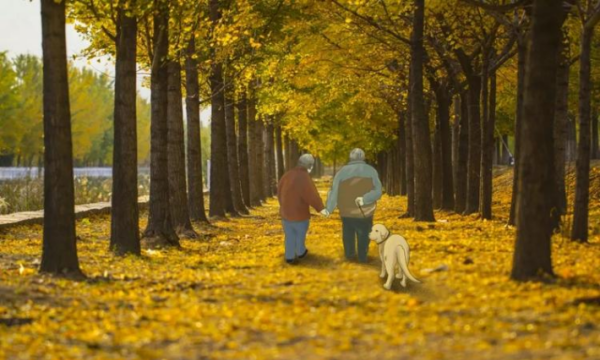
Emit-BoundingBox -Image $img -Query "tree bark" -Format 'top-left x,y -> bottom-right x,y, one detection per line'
435,86 -> 455,211
553,34 -> 569,217
167,58 -> 196,237
110,3 -> 140,256
501,135 -> 510,165
248,94 -> 262,207
275,124 -> 285,180
224,77 -> 247,215
432,118 -> 443,208
410,0 -> 434,221
571,27 -> 594,243
263,118 -> 276,198
509,37 -> 527,226
398,111 -> 407,196
237,90 -> 251,207
464,73 -> 482,215
592,108 -> 599,159
40,0 -> 82,275
255,114 -> 266,202
404,84 -> 415,217
511,0 -> 562,280
208,0 -> 228,218
185,36 -> 209,223
480,62 -> 496,220
144,1 -> 179,247
455,93 -> 469,214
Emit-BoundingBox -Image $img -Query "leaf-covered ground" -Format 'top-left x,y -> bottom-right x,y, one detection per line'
1,169 -> 599,360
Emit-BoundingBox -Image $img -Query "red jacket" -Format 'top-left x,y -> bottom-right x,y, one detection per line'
277,167 -> 325,221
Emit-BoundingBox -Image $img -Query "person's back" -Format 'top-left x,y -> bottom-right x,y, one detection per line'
334,161 -> 380,218
324,148 -> 382,262
278,166 -> 323,221
277,154 -> 324,264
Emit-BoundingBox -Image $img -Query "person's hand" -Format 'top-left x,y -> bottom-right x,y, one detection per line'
355,197 -> 364,207
320,209 -> 330,217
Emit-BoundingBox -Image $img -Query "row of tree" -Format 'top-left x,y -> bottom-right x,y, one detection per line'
0,53 -> 153,167
34,0 -> 600,283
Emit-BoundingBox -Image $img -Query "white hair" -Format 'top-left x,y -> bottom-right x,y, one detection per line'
298,154 -> 315,169
349,148 -> 365,161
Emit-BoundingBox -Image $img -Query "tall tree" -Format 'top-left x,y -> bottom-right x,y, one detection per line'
237,90 -> 251,207
554,32 -> 570,217
572,3 -> 600,243
511,0 -> 563,281
110,0 -> 140,256
185,36 -> 209,223
224,77 -> 248,215
410,0 -> 435,222
275,124 -> 285,180
144,0 -> 179,247
167,56 -> 197,237
39,0 -> 82,275
208,0 -> 228,218
454,93 -> 469,214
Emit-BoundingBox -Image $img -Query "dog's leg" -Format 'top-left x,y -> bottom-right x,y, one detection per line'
379,244 -> 386,278
383,257 -> 395,290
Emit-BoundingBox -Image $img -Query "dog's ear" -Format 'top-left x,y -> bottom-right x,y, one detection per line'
380,225 -> 390,239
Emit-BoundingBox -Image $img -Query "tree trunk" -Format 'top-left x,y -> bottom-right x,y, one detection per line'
464,74 -> 482,215
275,125 -> 285,180
208,0 -> 228,218
224,78 -> 247,215
432,118 -> 443,208
502,135 -> 510,165
572,28 -> 594,243
248,94 -> 261,206
438,88 -> 454,211
185,36 -> 209,223
554,34 -> 569,217
511,0 -> 562,280
480,63 -> 496,220
410,0 -> 434,221
167,58 -> 196,237
110,4 -> 140,256
263,118 -> 276,198
284,135 -> 292,172
455,93 -> 469,214
509,37 -> 527,226
144,1 -> 179,247
237,90 -> 251,207
398,112 -> 407,195
255,115 -> 266,202
40,0 -> 82,275
404,85 -> 415,217
592,108 -> 599,159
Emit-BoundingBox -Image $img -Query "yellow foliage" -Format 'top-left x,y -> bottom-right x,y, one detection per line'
0,176 -> 599,359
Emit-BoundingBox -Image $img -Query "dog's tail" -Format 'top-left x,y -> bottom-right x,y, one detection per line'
398,247 -> 420,283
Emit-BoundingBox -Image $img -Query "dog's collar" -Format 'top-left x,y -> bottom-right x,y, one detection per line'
376,232 -> 391,245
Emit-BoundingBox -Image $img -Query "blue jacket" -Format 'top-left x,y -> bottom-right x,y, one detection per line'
325,160 -> 382,218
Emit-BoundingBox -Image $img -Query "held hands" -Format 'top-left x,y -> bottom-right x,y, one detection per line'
355,197 -> 365,207
320,209 -> 330,218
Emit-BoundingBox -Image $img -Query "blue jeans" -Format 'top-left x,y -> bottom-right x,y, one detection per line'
341,217 -> 373,262
282,219 -> 309,260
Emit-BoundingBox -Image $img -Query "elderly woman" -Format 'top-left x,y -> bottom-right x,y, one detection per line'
277,154 -> 325,264
322,148 -> 382,263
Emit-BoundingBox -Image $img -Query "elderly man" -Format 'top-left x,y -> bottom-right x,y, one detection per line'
322,148 -> 382,263
277,154 -> 325,264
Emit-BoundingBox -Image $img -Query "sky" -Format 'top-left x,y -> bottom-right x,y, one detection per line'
0,0 -> 211,123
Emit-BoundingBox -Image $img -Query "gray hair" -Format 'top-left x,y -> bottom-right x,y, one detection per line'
349,148 -> 365,161
298,154 -> 315,169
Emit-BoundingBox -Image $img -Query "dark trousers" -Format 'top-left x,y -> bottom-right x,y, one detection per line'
341,217 -> 373,262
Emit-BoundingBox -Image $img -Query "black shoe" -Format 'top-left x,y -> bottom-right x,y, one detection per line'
285,258 -> 296,264
299,249 -> 308,259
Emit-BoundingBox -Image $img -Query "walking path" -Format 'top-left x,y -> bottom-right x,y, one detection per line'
0,178 -> 599,359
